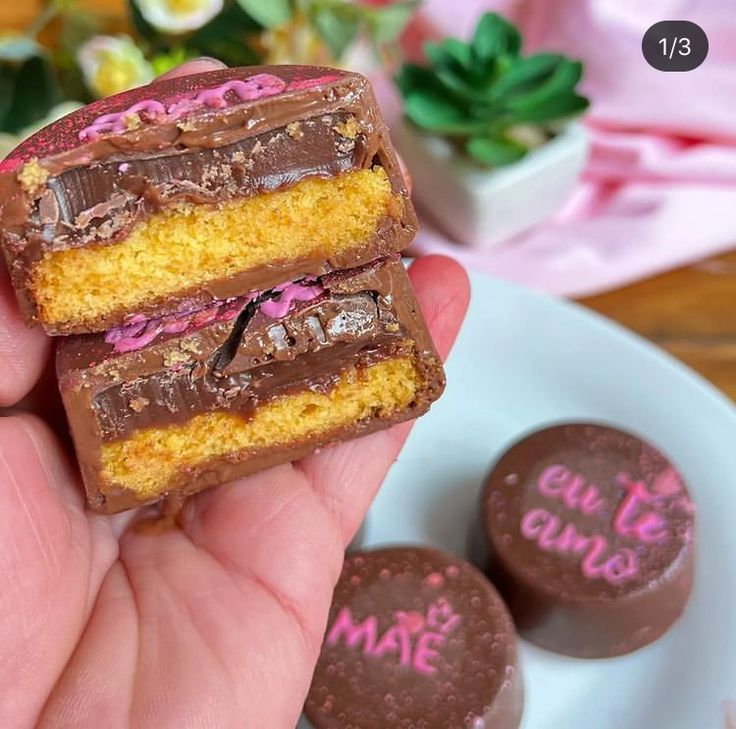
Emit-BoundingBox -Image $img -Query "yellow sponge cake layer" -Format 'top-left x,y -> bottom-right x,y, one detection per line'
32,167 -> 400,328
100,356 -> 419,498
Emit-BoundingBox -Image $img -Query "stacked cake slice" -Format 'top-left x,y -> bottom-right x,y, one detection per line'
0,65 -> 445,513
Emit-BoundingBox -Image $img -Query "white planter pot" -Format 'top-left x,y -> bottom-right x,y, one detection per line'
394,120 -> 589,248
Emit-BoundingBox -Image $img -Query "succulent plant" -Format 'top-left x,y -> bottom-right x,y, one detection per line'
396,12 -> 590,167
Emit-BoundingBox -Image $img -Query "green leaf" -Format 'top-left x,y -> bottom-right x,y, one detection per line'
366,0 -> 418,45
471,12 -> 521,65
151,47 -> 196,75
395,63 -> 443,96
491,53 -> 564,97
404,91 -> 490,135
127,0 -> 157,42
189,4 -> 262,66
0,52 -> 63,134
465,135 -> 528,167
235,0 -> 292,28
309,3 -> 362,60
508,92 -> 589,123
437,37 -> 473,70
504,59 -> 587,121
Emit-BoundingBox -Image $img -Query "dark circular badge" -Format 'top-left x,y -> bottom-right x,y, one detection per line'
642,20 -> 708,72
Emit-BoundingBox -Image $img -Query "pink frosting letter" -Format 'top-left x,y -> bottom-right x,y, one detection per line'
326,607 -> 377,654
412,632 -> 444,675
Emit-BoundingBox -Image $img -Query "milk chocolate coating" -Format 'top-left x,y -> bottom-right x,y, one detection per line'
0,65 -> 416,333
474,423 -> 695,658
305,546 -> 523,729
57,257 -> 444,513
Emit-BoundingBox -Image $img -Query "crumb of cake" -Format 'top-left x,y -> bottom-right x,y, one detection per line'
287,121 -> 304,139
231,150 -> 246,164
177,118 -> 198,132
179,337 -> 201,355
129,396 -> 150,412
162,350 -> 191,368
123,114 -> 142,131
17,159 -> 49,195
333,116 -> 360,139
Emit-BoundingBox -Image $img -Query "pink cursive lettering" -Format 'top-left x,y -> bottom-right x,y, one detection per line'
326,599 -> 462,675
613,473 -> 668,543
326,607 -> 377,653
520,507 -> 639,585
538,465 -> 607,515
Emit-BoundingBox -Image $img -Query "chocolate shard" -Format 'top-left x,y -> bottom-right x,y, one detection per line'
57,257 -> 445,514
0,65 -> 416,334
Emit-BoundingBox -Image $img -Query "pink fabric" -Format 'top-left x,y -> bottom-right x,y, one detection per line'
393,0 -> 736,296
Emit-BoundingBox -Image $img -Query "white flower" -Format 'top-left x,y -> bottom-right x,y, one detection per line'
77,35 -> 154,98
133,0 -> 224,34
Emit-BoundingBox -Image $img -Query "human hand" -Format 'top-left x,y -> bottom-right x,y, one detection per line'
0,59 -> 470,729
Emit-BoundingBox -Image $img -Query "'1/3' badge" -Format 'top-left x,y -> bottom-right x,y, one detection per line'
642,20 -> 708,72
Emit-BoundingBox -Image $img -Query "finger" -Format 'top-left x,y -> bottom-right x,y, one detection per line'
153,58 -> 227,83
0,415 -> 106,726
295,255 -> 470,541
0,265 -> 52,406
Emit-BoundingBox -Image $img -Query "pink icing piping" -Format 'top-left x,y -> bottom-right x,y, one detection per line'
79,73 -> 341,141
326,598 -> 463,677
518,465 -> 687,585
104,278 -> 323,354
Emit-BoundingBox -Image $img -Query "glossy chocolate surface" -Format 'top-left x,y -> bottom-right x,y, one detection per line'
305,546 -> 523,729
476,423 -> 695,658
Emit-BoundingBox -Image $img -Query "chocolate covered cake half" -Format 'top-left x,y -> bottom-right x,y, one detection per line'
0,65 -> 415,334
57,257 -> 444,513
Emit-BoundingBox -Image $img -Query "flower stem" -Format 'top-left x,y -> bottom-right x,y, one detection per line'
25,0 -> 62,39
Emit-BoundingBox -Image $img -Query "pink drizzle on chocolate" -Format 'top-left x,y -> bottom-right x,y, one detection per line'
104,278 -> 324,353
79,73 -> 340,141
518,462 -> 690,585
325,598 -> 463,676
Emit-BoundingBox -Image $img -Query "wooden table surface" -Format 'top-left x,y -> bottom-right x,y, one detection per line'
4,1 -> 735,402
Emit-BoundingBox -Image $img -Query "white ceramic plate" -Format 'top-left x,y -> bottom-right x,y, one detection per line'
355,273 -> 736,729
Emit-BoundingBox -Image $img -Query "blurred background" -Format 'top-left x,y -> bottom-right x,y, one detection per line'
1,0 -> 734,400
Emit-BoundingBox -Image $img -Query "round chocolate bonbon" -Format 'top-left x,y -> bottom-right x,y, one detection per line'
478,423 -> 695,658
305,546 -> 523,729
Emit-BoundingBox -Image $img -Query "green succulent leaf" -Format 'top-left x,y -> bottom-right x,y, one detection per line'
404,91 -> 464,129
367,0 -> 418,45
505,59 -> 583,116
491,53 -> 564,97
395,10 -> 589,165
309,3 -> 362,59
471,12 -> 521,65
466,136 -> 528,166
395,63 -> 442,96
432,37 -> 473,70
508,92 -> 589,123
235,0 -> 292,29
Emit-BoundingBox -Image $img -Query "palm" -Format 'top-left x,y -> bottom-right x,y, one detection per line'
0,256 -> 468,729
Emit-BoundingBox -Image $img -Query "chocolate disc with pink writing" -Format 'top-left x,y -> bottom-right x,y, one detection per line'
305,546 -> 523,729
479,423 -> 695,658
